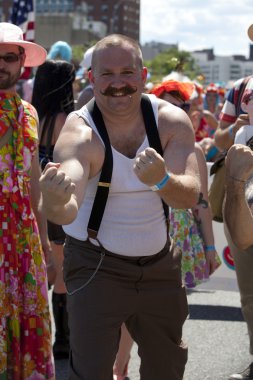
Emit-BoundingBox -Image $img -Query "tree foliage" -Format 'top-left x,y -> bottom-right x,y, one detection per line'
72,41 -> 98,64
144,47 -> 200,84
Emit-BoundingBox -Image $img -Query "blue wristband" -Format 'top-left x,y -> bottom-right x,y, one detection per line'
150,172 -> 170,191
205,245 -> 215,251
206,145 -> 218,161
228,124 -> 235,138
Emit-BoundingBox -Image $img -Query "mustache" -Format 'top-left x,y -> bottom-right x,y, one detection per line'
0,70 -> 9,75
100,85 -> 137,97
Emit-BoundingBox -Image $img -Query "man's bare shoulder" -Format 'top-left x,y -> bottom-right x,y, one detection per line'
55,111 -> 104,167
61,112 -> 100,144
157,98 -> 191,124
63,111 -> 88,132
156,98 -> 195,145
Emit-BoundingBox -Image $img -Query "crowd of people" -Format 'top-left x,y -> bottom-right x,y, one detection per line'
1,18 -> 253,380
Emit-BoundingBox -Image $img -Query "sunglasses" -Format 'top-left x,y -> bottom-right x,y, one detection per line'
172,102 -> 191,113
0,53 -> 23,63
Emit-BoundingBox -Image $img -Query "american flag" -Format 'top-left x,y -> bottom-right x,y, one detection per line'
10,0 -> 35,42
9,0 -> 35,78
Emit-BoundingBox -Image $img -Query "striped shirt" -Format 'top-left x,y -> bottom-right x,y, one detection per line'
220,76 -> 253,123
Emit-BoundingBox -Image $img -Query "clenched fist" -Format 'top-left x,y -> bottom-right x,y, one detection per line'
133,147 -> 167,187
226,144 -> 253,182
39,162 -> 76,207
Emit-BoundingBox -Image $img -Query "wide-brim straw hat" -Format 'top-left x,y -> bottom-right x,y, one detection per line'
0,22 -> 46,67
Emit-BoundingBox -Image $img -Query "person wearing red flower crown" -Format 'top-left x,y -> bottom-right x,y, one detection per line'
0,22 -> 55,379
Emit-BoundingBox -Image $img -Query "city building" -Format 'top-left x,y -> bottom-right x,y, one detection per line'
1,0 -> 253,87
191,47 -> 253,87
0,0 -> 140,49
81,0 -> 140,40
142,41 -> 178,61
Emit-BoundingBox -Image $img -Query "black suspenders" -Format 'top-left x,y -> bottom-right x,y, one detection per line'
86,100 -> 113,240
140,95 -> 169,223
86,94 -> 169,240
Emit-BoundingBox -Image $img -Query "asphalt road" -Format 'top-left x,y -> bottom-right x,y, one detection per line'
52,281 -> 251,380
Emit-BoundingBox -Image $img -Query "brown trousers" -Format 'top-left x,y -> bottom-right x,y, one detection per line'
63,236 -> 188,380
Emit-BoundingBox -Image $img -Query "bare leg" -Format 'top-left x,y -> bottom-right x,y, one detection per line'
113,324 -> 134,379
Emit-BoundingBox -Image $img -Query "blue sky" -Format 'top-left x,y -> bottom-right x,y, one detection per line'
140,0 -> 253,57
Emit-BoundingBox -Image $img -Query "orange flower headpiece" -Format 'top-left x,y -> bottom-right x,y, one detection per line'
150,80 -> 195,101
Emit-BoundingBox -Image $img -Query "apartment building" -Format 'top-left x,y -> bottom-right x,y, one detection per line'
80,0 -> 140,40
0,0 -> 140,49
191,47 -> 253,87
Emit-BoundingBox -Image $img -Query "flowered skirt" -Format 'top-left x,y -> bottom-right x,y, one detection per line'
0,198 -> 55,380
170,208 -> 220,288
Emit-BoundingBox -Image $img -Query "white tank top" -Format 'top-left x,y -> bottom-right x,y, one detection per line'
63,94 -> 167,256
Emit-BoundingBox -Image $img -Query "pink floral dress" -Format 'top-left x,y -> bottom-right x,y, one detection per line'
0,93 -> 54,379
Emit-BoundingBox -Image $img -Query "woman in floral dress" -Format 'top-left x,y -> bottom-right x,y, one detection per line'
0,22 -> 54,379
0,94 -> 55,380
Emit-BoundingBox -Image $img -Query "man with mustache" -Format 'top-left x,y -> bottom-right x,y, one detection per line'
40,34 -> 200,380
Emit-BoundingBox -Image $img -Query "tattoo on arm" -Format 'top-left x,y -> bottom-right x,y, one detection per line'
197,192 -> 208,208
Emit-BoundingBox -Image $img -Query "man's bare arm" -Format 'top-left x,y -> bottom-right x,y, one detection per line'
224,144 -> 253,249
215,115 -> 249,151
158,102 -> 200,208
134,102 -> 200,209
39,114 -> 99,225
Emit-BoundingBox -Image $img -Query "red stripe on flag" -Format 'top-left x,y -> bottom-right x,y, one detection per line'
10,0 -> 36,79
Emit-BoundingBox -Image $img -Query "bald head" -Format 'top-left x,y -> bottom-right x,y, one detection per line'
92,34 -> 143,72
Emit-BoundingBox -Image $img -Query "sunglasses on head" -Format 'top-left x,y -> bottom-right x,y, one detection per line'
0,53 -> 23,63
172,102 -> 190,113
